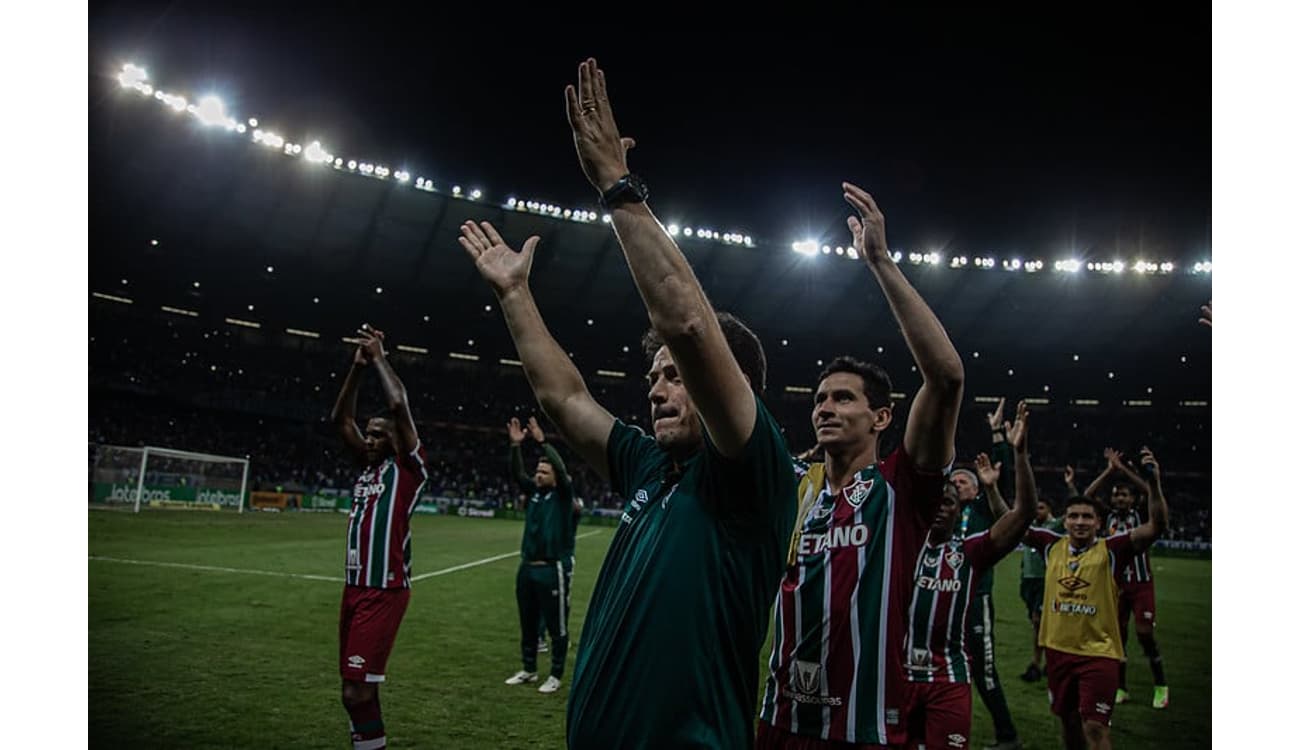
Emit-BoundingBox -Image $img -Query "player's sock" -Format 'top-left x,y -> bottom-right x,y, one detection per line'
1115,688 -> 1130,704
1152,685 -> 1170,709
346,694 -> 385,749
1138,633 -> 1167,686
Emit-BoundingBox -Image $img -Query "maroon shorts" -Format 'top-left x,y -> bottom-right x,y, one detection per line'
755,721 -> 888,749
339,584 -> 410,683
891,681 -> 971,749
1118,580 -> 1157,629
1045,649 -> 1120,726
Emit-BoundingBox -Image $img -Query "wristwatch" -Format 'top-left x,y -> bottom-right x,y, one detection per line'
599,174 -> 649,209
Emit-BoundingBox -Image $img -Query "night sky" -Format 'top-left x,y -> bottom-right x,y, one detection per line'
90,3 -> 1208,260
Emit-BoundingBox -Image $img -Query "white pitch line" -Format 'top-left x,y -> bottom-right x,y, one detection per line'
89,528 -> 605,586
89,555 -> 344,582
410,529 -> 603,583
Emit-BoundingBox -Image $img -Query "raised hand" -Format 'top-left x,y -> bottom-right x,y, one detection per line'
459,221 -> 539,298
1199,300 -> 1212,328
507,418 -> 526,445
842,183 -> 890,265
1103,446 -> 1125,471
974,452 -> 1002,487
986,397 -> 1006,431
1064,465 -> 1075,485
1007,400 -> 1029,451
527,416 -> 546,443
564,57 -> 637,193
1139,446 -> 1161,482
357,323 -> 387,363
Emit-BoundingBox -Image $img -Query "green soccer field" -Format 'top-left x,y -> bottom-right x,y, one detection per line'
89,511 -> 1211,749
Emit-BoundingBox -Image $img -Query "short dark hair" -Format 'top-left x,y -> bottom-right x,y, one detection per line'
817,356 -> 893,410
1112,480 -> 1139,496
1064,495 -> 1107,518
641,311 -> 767,393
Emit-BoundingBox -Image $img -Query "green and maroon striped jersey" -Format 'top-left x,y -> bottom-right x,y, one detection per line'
1106,509 -> 1153,583
345,444 -> 429,588
759,448 -> 946,744
903,530 -> 998,683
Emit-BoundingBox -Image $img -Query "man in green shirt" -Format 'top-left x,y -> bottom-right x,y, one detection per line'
457,58 -> 796,749
1018,496 -> 1057,683
503,416 -> 579,694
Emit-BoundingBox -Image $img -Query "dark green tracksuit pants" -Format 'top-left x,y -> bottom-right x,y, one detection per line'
516,560 -> 572,679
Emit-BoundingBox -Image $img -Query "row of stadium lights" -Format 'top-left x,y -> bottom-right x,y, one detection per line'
116,64 -> 752,247
790,241 -> 1206,276
92,291 -> 1206,408
118,64 -> 1211,275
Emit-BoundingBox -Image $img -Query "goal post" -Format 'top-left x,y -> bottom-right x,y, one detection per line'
89,444 -> 250,513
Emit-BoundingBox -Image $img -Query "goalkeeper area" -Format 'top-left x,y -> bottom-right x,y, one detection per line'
89,444 -> 250,512
89,511 -> 1211,749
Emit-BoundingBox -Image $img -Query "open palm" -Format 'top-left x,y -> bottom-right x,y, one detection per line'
458,220 -> 539,297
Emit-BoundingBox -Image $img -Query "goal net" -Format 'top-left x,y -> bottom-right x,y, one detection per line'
89,444 -> 250,512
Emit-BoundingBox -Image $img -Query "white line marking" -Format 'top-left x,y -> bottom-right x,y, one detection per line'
88,555 -> 344,582
89,529 -> 605,586
409,529 -> 603,583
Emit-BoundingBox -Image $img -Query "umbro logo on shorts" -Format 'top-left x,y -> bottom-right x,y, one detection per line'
348,655 -> 366,667
947,733 -> 966,748
1096,701 -> 1112,714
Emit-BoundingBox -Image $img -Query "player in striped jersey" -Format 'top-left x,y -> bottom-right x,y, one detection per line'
758,184 -> 965,749
329,324 -> 428,750
898,400 -> 1038,750
1084,449 -> 1169,708
1026,447 -> 1168,750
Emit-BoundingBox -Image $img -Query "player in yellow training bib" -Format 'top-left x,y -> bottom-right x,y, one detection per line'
1022,447 -> 1168,750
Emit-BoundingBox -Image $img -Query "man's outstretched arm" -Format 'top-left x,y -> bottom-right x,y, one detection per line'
565,58 -> 755,459
460,222 -> 615,480
843,183 -> 963,472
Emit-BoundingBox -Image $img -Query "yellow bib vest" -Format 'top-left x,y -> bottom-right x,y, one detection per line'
1038,537 -> 1126,661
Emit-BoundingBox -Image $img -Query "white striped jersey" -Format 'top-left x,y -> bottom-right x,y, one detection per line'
759,448 -> 946,745
1105,510 -> 1153,583
345,444 -> 429,588
903,530 -> 997,683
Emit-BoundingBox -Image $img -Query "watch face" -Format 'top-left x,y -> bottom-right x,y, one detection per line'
627,174 -> 648,199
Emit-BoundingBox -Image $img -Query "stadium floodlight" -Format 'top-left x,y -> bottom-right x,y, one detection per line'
744,236 -> 753,246
118,63 -> 148,88
266,265 -> 274,273
470,188 -> 482,200
683,227 -> 694,237
891,251 -> 903,263
823,245 -> 833,255
347,159 -> 357,170
846,246 -> 859,260
303,141 -> 331,164
506,197 -> 517,208
194,95 -> 229,128
92,292 -> 133,304
91,444 -> 250,513
452,185 -> 462,195
1112,260 -> 1125,273
835,246 -> 844,256
792,240 -> 818,256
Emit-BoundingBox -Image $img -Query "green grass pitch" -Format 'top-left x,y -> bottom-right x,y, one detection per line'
89,512 -> 1210,748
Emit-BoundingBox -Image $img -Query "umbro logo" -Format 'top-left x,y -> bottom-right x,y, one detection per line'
947,733 -> 967,747
348,655 -> 366,666
1096,701 -> 1112,714
1057,575 -> 1091,592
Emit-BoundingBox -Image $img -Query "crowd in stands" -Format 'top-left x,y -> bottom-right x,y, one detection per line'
90,309 -> 1210,540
